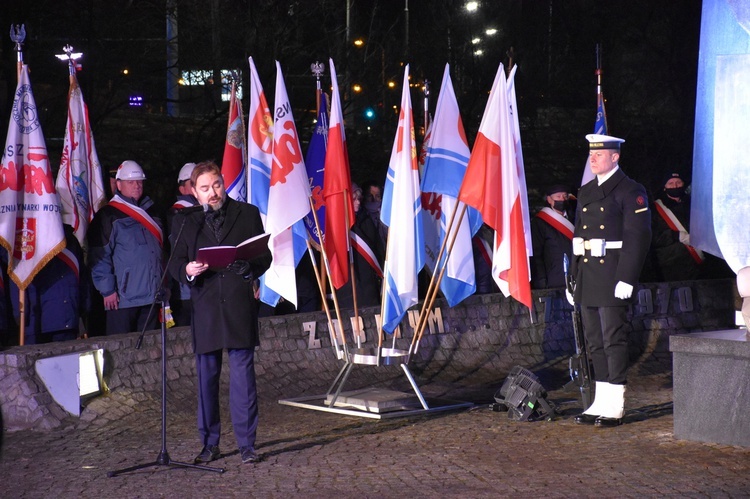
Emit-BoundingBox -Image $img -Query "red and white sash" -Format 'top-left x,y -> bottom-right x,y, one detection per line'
109,194 -> 164,247
350,232 -> 383,278
654,199 -> 704,264
536,207 -> 574,240
56,248 -> 80,282
473,235 -> 492,267
172,199 -> 194,210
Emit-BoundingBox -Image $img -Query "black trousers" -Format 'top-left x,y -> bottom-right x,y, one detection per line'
106,305 -> 158,335
580,305 -> 629,384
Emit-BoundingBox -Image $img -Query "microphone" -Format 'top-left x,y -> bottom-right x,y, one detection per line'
178,204 -> 209,215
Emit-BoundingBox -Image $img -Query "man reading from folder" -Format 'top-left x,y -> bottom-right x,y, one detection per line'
169,161 -> 271,465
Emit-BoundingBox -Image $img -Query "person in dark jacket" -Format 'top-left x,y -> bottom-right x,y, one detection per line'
167,162 -> 199,326
337,183 -> 384,309
531,184 -> 575,289
88,160 -> 164,335
168,161 -> 271,465
650,172 -> 703,281
569,134 -> 651,428
9,225 -> 90,344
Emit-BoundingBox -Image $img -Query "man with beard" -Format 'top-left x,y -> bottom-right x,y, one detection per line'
169,161 -> 271,464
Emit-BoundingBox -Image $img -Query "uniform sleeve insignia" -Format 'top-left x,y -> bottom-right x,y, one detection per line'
636,195 -> 646,206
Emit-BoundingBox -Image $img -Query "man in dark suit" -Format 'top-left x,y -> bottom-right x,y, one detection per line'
569,134 -> 651,427
169,161 -> 271,464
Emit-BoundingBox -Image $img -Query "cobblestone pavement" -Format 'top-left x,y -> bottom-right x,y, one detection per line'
2,371 -> 749,498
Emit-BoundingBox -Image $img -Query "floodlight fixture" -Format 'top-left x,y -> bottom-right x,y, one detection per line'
35,349 -> 107,417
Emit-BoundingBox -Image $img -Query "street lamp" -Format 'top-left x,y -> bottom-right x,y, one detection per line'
465,1 -> 479,13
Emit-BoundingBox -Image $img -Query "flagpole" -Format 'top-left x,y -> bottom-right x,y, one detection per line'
312,61 -> 324,114
234,71 -> 249,167
308,197 -> 349,362
11,25 -> 25,345
377,226 -> 391,365
595,43 -> 607,133
412,203 -> 469,356
596,43 -> 602,102
11,24 -> 25,80
408,199 -> 460,356
422,79 -> 430,138
343,190 -> 363,348
506,47 -> 515,77
305,237 -> 340,354
310,61 -> 329,305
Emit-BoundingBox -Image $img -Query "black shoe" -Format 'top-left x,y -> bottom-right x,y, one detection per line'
194,445 -> 220,463
240,446 -> 260,464
574,413 -> 598,425
245,447 -> 260,464
594,416 -> 623,427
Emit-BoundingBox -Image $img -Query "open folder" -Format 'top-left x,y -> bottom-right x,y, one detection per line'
196,232 -> 271,268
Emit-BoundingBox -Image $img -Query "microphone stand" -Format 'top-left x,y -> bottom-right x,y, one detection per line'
108,213 -> 224,477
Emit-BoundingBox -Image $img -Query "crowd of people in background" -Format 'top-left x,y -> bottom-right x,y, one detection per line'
0,155 -> 734,348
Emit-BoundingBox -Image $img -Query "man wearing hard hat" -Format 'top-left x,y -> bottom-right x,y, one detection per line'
88,160 -> 164,335
167,162 -> 199,326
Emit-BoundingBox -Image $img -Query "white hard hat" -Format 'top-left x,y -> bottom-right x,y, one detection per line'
116,160 -> 146,180
178,162 -> 197,183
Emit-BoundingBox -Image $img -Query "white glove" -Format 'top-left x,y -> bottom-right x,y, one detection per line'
572,237 -> 585,256
614,281 -> 634,300
565,288 -> 575,306
679,230 -> 690,245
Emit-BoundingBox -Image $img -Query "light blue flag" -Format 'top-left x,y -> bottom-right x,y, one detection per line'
420,64 -> 482,307
247,58 -> 280,306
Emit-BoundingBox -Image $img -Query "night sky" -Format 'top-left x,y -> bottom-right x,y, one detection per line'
0,0 -> 704,207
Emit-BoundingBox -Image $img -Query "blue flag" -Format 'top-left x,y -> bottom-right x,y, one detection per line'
304,93 -> 328,246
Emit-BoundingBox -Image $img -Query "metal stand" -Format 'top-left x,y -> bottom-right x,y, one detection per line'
108,302 -> 225,475
280,346 -> 473,419
106,212 -> 224,476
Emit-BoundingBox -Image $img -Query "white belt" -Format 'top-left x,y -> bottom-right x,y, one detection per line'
573,237 -> 623,257
584,239 -> 622,250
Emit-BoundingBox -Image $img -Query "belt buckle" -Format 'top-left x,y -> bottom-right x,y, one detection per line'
590,238 -> 606,257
